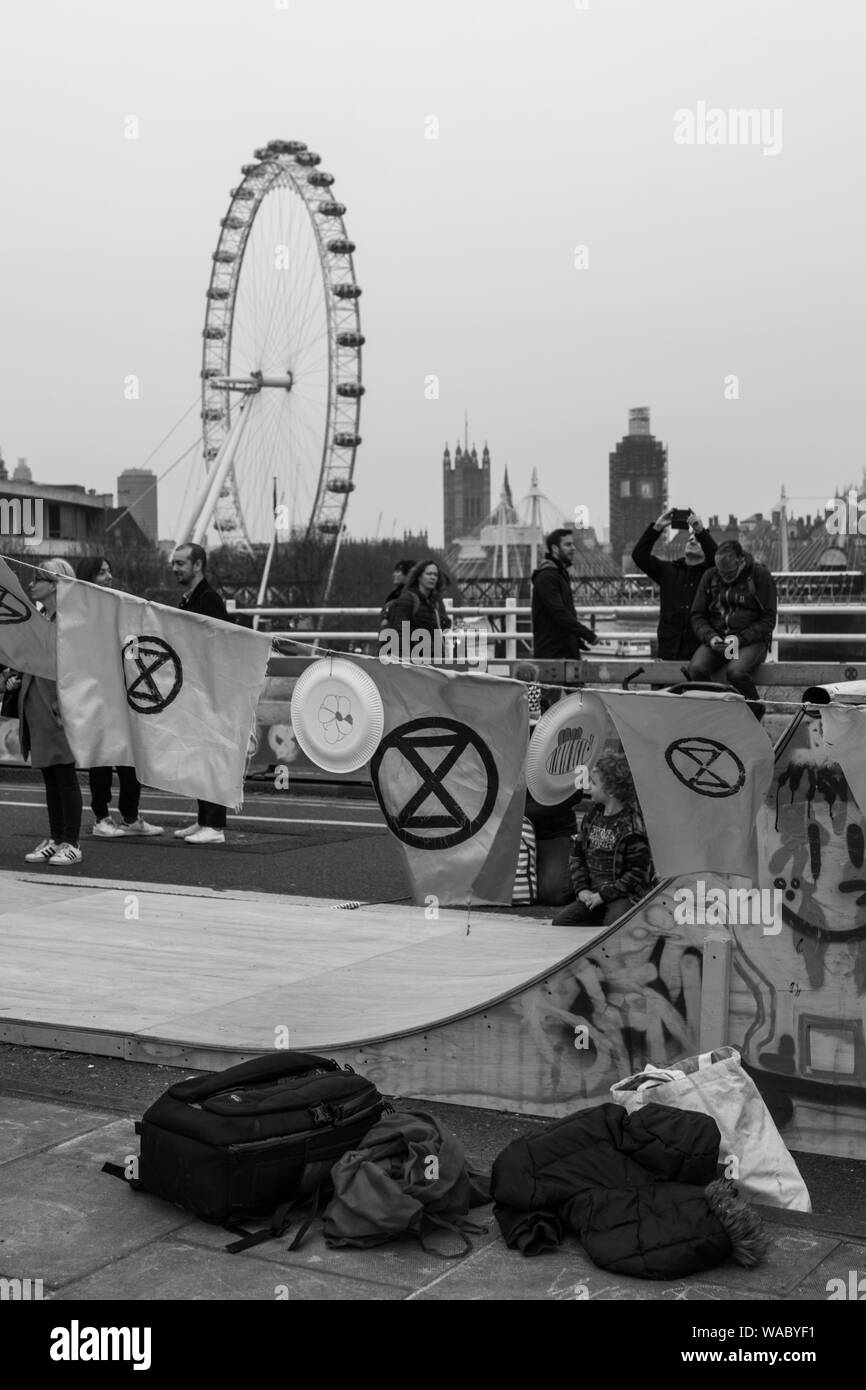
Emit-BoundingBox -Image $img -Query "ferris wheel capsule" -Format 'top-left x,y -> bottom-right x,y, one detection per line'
336,331 -> 365,348
295,151 -> 321,166
334,432 -> 361,448
307,172 -> 334,187
327,238 -> 356,254
266,139 -> 308,154
221,215 -> 246,230
317,201 -> 347,217
213,250 -> 236,263
332,283 -> 361,299
336,382 -> 365,397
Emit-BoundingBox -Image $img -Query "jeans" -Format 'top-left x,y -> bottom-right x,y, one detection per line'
197,800 -> 227,829
42,764 -> 83,847
687,642 -> 767,718
535,835 -> 573,907
89,766 -> 140,822
552,895 -> 632,927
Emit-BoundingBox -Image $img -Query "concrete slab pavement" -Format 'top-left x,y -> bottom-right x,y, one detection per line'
2,1094 -> 864,1303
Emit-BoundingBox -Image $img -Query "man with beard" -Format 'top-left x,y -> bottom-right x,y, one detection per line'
688,539 -> 777,720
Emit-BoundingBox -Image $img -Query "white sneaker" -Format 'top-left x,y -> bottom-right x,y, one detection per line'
184,827 -> 225,845
119,818 -> 164,836
24,838 -> 58,862
174,823 -> 203,839
47,843 -> 83,865
93,818 -> 124,838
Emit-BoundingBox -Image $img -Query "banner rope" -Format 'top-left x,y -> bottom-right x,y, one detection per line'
1,551 -> 859,711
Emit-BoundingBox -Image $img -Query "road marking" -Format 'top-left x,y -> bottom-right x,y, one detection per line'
0,799 -> 385,831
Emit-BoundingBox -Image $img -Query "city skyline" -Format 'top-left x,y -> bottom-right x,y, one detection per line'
1,0 -> 862,553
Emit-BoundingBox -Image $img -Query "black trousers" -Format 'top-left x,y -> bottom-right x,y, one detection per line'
89,766 -> 140,821
42,764 -> 83,847
197,800 -> 227,829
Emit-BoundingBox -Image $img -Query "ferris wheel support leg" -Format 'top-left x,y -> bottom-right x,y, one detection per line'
175,404 -> 249,545
191,400 -> 257,547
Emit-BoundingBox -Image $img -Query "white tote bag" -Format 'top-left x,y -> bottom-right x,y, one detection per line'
610,1045 -> 811,1212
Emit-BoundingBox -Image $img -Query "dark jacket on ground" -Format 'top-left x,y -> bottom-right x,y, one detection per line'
631,525 -> 718,660
531,557 -> 596,659
388,585 -> 450,636
491,1102 -> 733,1279
690,555 -> 777,650
178,577 -> 229,622
568,803 -> 652,904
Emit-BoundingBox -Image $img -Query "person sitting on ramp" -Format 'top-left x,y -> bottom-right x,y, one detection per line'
552,753 -> 652,927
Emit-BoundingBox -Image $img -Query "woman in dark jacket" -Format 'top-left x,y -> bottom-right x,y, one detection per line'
386,557 -> 452,661
0,559 -> 83,865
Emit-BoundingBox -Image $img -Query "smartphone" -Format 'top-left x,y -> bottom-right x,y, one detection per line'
669,508 -> 691,530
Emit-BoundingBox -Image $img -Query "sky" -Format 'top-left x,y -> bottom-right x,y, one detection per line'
1,0 -> 864,549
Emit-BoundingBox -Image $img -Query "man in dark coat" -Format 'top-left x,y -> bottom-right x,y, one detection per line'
491,1101 -> 768,1279
689,540 -> 777,720
631,509 -> 718,661
170,542 -> 232,844
531,529 -> 597,660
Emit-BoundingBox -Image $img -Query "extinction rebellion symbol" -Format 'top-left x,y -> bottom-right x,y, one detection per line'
371,716 -> 499,850
122,635 -> 183,714
665,737 -> 746,798
0,585 -> 31,625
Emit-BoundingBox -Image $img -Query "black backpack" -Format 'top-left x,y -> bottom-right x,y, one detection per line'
379,587 -> 420,634
104,1051 -> 386,1252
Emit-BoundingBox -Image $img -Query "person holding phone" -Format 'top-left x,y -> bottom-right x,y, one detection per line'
631,508 -> 718,662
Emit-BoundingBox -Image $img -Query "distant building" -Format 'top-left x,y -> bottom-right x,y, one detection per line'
117,468 -> 158,542
443,438 -> 491,550
0,473 -> 151,557
608,407 -> 668,571
447,467 -> 620,603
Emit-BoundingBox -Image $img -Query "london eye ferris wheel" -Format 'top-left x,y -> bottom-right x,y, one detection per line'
179,138 -> 363,592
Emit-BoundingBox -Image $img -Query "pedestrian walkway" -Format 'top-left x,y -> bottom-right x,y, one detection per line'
1,1093 -> 864,1301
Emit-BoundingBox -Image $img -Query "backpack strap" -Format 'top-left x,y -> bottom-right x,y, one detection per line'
224,1184 -> 326,1255
417,1211 -> 488,1259
101,1160 -> 144,1192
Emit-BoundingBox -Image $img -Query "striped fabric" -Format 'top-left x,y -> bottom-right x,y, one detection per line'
512,817 -> 538,904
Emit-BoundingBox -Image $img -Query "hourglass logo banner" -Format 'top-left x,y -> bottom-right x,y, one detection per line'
55,579 -> 273,807
0,556 -> 57,680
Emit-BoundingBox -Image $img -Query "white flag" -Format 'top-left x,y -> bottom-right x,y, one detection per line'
819,704 -> 866,816
598,691 -> 774,880
0,555 -> 56,680
56,580 -> 273,806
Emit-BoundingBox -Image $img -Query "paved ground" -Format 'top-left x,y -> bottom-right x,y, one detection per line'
2,1080 -> 865,1305
2,765 -> 865,1311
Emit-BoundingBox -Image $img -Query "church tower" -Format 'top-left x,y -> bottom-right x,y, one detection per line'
443,424 -> 491,548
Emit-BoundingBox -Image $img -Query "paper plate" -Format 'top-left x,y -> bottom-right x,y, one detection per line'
525,691 -> 616,806
290,658 -> 384,773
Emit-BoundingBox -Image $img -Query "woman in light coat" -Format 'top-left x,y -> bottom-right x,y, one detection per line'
0,559 -> 83,865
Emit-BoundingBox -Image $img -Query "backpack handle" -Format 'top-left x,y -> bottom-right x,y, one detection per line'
168,1051 -> 339,1103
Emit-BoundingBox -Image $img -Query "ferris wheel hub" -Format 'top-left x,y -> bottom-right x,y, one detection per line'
210,372 -> 294,393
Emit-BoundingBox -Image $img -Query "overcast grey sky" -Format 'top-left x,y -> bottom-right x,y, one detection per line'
1,0 -> 863,548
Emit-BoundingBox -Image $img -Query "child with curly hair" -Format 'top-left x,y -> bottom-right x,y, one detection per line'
552,752 -> 652,927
